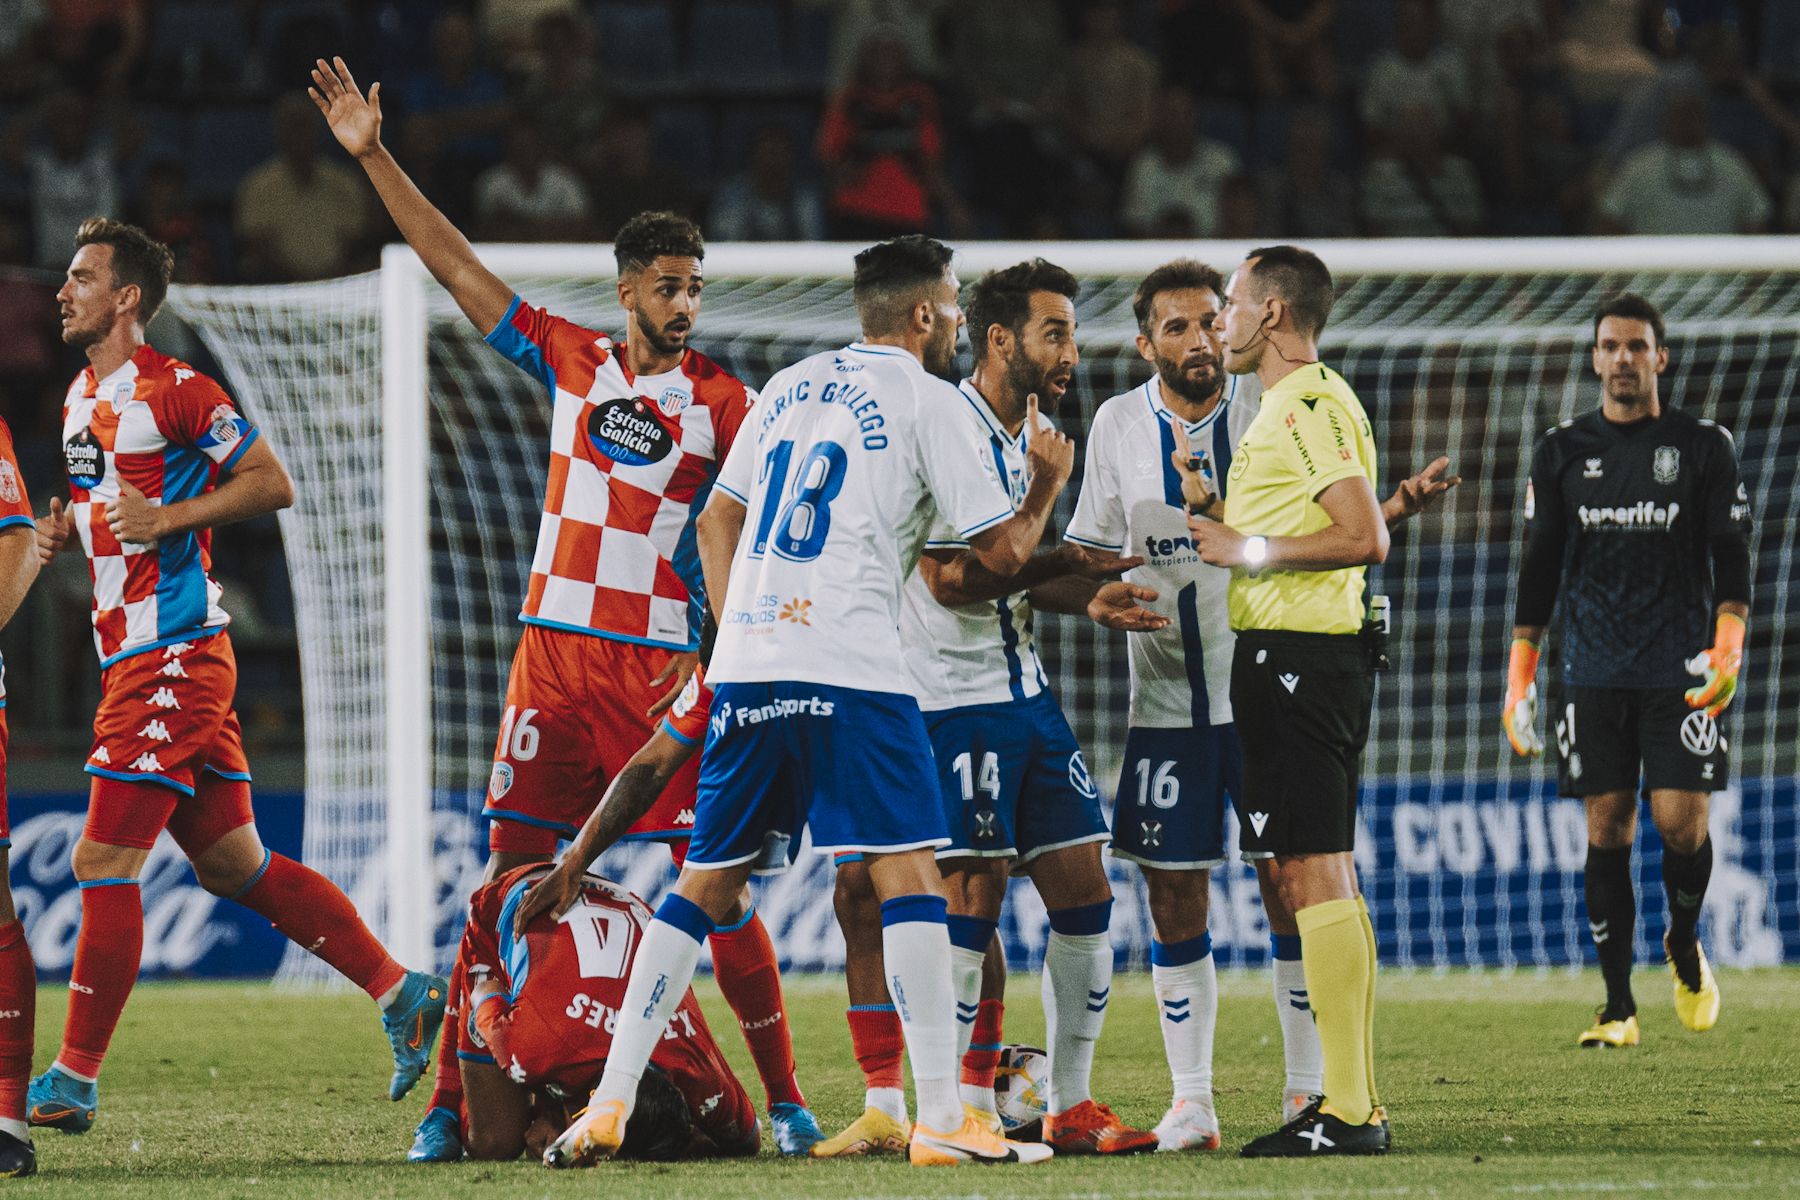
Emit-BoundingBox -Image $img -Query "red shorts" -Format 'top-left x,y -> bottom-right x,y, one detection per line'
83,632 -> 255,851
483,624 -> 699,856
0,707 -> 10,846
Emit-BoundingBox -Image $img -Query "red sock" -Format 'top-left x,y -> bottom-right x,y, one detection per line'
846,1005 -> 905,1091
960,998 -> 1004,1091
425,952 -> 468,1114
60,880 -> 143,1079
233,853 -> 406,1000
0,920 -> 34,1121
709,910 -> 804,1109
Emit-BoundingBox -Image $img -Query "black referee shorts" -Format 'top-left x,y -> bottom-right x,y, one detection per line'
1231,631 -> 1373,858
1551,684 -> 1730,798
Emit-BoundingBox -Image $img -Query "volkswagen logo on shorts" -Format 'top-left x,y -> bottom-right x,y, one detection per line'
1068,751 -> 1097,799
1680,710 -> 1720,757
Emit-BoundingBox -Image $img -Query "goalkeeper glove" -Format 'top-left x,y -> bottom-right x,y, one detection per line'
1685,612 -> 1746,718
1502,637 -> 1544,757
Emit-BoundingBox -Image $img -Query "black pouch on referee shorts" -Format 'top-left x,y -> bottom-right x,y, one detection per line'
1361,593 -> 1391,673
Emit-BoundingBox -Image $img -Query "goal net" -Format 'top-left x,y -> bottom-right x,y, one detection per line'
166,239 -> 1800,980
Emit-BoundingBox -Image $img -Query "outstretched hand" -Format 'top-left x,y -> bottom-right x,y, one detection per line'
1087,581 -> 1169,632
1386,456 -> 1461,523
309,56 -> 383,159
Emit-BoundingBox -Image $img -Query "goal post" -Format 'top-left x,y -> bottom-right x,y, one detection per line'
167,237 -> 1800,981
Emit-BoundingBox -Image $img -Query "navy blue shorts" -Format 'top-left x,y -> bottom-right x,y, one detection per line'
1109,724 -> 1239,870
926,692 -> 1109,864
686,682 -> 949,870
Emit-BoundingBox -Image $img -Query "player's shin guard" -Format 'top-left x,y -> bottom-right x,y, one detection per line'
1661,837 -> 1713,951
708,906 -> 805,1109
946,915 -> 996,1061
847,1005 -> 907,1120
60,879 -> 143,1080
231,850 -> 407,1001
1295,899 -> 1374,1127
591,894 -> 714,1116
1151,932 -> 1217,1104
1585,845 -> 1637,1017
0,921 -> 34,1130
960,999 -> 1004,1113
1270,934 -> 1323,1098
1042,900 -> 1113,1114
879,894 -> 960,1133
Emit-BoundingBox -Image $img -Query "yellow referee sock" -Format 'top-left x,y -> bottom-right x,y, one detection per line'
1296,897 -> 1374,1126
1356,894 -> 1381,1112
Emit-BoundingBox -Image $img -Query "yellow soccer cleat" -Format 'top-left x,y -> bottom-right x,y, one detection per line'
964,1102 -> 1002,1135
909,1112 -> 1054,1166
542,1099 -> 628,1168
810,1106 -> 911,1158
1577,1013 -> 1640,1049
1667,936 -> 1721,1032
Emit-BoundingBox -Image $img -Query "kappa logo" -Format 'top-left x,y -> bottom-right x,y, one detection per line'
1654,445 -> 1680,484
138,720 -> 173,743
1248,812 -> 1271,837
489,761 -> 514,799
1584,458 -> 1604,479
130,752 -> 164,772
146,687 -> 181,710
1068,751 -> 1098,799
1680,710 -> 1720,757
163,642 -> 193,659
1278,672 -> 1299,694
90,746 -> 111,764
174,368 -> 195,385
699,1092 -> 723,1117
159,658 -> 189,678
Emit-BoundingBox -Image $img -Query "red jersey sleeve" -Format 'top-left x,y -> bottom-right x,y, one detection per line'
659,666 -> 711,746
152,364 -> 258,468
483,295 -> 610,398
0,418 -> 33,529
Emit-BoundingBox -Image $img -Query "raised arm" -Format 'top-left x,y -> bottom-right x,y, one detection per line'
310,57 -> 513,333
961,396 -> 1073,577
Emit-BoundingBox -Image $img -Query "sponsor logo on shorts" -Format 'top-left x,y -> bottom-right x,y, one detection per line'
159,659 -> 189,678
1569,752 -> 1583,779
489,762 -> 514,799
173,368 -> 194,385
131,752 -> 164,772
1068,751 -> 1097,799
975,810 -> 997,840
675,808 -> 695,827
725,695 -> 836,727
146,687 -> 180,710
1680,710 -> 1720,757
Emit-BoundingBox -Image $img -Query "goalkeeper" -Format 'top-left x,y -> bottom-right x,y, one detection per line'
1505,293 -> 1753,1049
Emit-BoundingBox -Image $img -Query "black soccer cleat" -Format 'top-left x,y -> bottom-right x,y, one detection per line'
0,1129 -> 36,1177
1239,1098 -> 1387,1158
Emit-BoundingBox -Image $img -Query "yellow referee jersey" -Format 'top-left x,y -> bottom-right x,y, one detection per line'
1224,363 -> 1378,634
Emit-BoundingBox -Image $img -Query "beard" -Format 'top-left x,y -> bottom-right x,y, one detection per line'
61,315 -> 105,349
923,322 -> 959,377
634,306 -> 691,357
1155,351 -> 1221,405
1004,351 -> 1066,414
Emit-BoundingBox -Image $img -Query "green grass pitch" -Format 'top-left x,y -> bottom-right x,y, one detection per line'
16,969 -> 1800,1196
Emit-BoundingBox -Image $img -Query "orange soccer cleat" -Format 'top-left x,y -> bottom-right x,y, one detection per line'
1044,1099 -> 1160,1155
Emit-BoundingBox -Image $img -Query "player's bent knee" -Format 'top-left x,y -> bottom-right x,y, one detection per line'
71,835 -> 149,882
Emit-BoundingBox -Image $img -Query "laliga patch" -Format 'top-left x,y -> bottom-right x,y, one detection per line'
587,397 -> 674,466
489,761 -> 514,799
65,428 -> 104,489
207,403 -> 240,446
0,460 -> 19,504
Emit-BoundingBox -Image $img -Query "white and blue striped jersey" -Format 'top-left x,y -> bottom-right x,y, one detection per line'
902,380 -> 1049,711
1065,378 -> 1257,728
710,344 -> 1015,690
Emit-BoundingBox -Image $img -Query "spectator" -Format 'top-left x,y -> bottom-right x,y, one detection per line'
1360,0 -> 1470,136
708,125 -> 826,242
1499,93 -> 1595,234
0,0 -> 47,100
474,123 -> 592,242
128,159 -> 212,283
1596,88 -> 1771,234
1064,0 -> 1160,175
1,89 -> 135,268
1215,172 -> 1273,239
235,93 -> 373,281
799,0 -> 954,88
515,9 -> 610,166
481,0 -> 579,73
1440,0 -> 1545,120
1119,85 -> 1241,238
585,103 -> 695,241
0,210 -> 58,424
401,9 -> 509,222
1359,102 -> 1486,236
43,0 -> 143,97
952,0 -> 1074,234
1237,0 -> 1337,100
1264,105 -> 1357,238
1555,0 -> 1659,104
817,27 -> 965,238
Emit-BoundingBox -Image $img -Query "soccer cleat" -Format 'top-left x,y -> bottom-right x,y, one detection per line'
381,971 -> 449,1101
1239,1098 -> 1387,1158
27,1066 -> 98,1134
909,1112 -> 1054,1165
1373,1105 -> 1392,1152
770,1101 -> 826,1156
1578,1012 -> 1641,1048
1283,1088 -> 1320,1126
965,1102 -> 1002,1135
811,1106 -> 910,1157
1152,1098 -> 1222,1152
543,1099 -> 628,1168
1666,935 -> 1721,1032
1044,1099 -> 1159,1155
407,1105 -> 463,1163
0,1129 -> 34,1177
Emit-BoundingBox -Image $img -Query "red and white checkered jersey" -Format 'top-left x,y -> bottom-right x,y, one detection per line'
62,346 -> 258,666
0,416 -> 34,703
484,296 -> 755,650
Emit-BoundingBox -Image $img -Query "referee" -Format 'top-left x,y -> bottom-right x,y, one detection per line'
1183,246 -> 1389,1157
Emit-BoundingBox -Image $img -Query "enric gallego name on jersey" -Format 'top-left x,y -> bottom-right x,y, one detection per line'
760,378 -> 889,450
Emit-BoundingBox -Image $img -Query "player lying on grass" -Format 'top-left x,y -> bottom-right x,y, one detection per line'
452,862 -> 759,1163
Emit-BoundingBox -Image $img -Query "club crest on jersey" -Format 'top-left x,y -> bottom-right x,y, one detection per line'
0,460 -> 19,504
656,385 -> 692,417
64,428 -> 104,489
1654,446 -> 1680,484
587,397 -> 674,467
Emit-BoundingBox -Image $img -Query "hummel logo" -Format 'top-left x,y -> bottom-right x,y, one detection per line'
137,720 -> 174,742
1301,1122 -> 1335,1150
1287,988 -> 1311,1013
1584,458 -> 1604,479
1086,987 -> 1110,1014
643,975 -> 669,1019
146,687 -> 180,709
130,752 -> 164,772
159,659 -> 188,678
1279,673 -> 1299,693
1162,997 -> 1191,1025
1589,920 -> 1610,944
1675,889 -> 1702,909
91,746 -> 111,764
1249,812 -> 1270,836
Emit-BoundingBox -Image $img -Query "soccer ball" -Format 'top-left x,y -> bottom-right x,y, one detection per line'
993,1044 -> 1050,1138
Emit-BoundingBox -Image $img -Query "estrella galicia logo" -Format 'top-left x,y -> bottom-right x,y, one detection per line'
1068,751 -> 1098,799
65,428 -> 104,489
587,397 -> 673,466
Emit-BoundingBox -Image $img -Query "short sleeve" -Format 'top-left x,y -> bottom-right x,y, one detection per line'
154,367 -> 258,468
483,295 -> 606,398
660,667 -> 711,745
1276,391 -> 1369,498
1065,407 -> 1125,552
0,419 -> 33,529
713,393 -> 762,505
711,384 -> 757,469
914,387 -> 1014,541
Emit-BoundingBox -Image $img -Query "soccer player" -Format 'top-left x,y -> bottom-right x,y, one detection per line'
1069,259 -> 1456,1149
820,260 -> 1167,1159
451,862 -> 759,1163
0,416 -> 41,1177
1504,293 -> 1749,1048
29,217 -> 447,1133
544,235 -> 1063,1168
309,59 -> 819,1159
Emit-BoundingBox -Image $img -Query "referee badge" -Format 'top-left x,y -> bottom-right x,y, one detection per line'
1654,446 -> 1680,484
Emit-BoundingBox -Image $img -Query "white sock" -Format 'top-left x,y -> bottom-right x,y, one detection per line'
51,1060 -> 96,1085
1273,955 -> 1324,1095
949,944 -> 985,1060
959,1080 -> 996,1113
377,976 -> 406,1009
0,1117 -> 27,1142
866,1085 -> 907,1124
1152,952 -> 1217,1103
883,908 -> 961,1132
591,916 -> 706,1116
1042,929 -> 1112,1114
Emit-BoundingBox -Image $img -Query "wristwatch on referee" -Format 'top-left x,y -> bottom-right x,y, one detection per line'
1242,535 -> 1269,576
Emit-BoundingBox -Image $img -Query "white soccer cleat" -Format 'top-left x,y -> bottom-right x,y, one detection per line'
1153,1097 -> 1221,1152
542,1099 -> 628,1168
